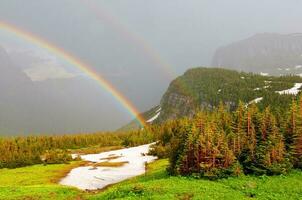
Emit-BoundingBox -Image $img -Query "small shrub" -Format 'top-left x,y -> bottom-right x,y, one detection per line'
42,149 -> 72,164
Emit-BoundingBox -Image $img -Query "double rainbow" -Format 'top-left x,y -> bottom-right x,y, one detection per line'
0,21 -> 145,127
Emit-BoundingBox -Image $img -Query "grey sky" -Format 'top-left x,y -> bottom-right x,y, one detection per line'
1,0 -> 302,132
2,0 -> 302,72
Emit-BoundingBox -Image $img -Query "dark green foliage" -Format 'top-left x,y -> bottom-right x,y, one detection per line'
151,97 -> 302,178
0,129 -> 155,169
124,67 -> 302,130
159,67 -> 302,123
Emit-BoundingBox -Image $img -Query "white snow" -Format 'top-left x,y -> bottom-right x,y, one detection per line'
285,68 -> 291,71
155,107 -> 162,113
264,80 -> 272,83
146,107 -> 161,123
60,143 -> 157,190
263,85 -> 270,89
241,76 -> 245,79
295,65 -> 302,69
254,88 -> 260,91
260,72 -> 269,76
248,97 -> 263,105
246,83 -> 302,107
276,83 -> 302,95
146,112 -> 160,123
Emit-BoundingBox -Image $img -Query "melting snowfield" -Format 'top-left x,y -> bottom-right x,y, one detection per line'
146,107 -> 161,123
245,82 -> 302,108
248,97 -> 263,105
277,83 -> 302,95
60,143 -> 157,190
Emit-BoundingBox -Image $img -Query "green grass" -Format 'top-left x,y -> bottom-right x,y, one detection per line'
0,162 -> 83,200
88,159 -> 302,200
0,159 -> 302,200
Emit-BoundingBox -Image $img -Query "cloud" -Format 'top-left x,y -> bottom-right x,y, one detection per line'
24,64 -> 78,82
6,48 -> 81,82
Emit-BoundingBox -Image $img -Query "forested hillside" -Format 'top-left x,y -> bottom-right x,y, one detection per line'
124,67 -> 302,129
150,97 -> 302,178
212,33 -> 302,75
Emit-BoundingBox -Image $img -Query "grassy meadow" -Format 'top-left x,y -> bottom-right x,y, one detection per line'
1,159 -> 301,200
0,162 -> 83,200
88,159 -> 302,200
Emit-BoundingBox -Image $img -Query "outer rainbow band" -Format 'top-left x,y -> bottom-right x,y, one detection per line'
0,21 -> 145,128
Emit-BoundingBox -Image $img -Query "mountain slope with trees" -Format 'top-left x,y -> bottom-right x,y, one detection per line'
124,67 -> 302,129
212,33 -> 302,75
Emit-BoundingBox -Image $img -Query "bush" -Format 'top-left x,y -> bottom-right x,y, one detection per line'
42,149 -> 72,164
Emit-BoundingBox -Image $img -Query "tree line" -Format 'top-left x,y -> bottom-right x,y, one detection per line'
0,130 -> 154,169
150,97 -> 302,179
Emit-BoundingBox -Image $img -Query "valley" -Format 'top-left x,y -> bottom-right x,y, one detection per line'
1,68 -> 302,199
1,2 -> 302,199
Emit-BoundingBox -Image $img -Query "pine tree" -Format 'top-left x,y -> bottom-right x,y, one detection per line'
293,95 -> 302,168
230,101 -> 246,156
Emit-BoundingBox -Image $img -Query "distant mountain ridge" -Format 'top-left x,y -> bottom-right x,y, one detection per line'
122,67 -> 302,130
0,46 -> 130,135
212,33 -> 302,75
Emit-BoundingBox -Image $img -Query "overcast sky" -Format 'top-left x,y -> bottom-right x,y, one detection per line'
2,0 -> 302,73
1,0 -> 302,132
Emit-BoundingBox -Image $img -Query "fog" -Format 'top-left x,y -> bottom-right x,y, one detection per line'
1,0 -> 302,134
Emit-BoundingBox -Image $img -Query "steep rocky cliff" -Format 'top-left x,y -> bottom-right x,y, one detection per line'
122,67 -> 302,130
212,33 -> 302,75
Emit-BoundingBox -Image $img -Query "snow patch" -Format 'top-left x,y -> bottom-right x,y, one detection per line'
248,97 -> 263,105
254,88 -> 260,91
276,83 -> 302,95
155,107 -> 162,113
146,112 -> 160,123
295,65 -> 302,69
146,107 -> 161,123
260,72 -> 269,76
60,143 -> 157,190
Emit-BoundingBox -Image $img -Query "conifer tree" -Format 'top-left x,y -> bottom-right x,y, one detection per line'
293,95 -> 302,168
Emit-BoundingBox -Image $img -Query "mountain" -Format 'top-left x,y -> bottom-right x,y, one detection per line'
122,67 -> 302,130
0,46 -> 132,135
212,33 -> 302,75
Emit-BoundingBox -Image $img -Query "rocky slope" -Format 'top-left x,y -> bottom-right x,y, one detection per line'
212,33 -> 302,75
122,67 -> 302,130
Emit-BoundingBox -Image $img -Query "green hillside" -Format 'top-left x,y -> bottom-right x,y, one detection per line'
123,67 -> 302,129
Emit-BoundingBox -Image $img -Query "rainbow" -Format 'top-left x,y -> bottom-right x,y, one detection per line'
82,1 -> 193,99
0,21 -> 146,127
82,0 -> 176,79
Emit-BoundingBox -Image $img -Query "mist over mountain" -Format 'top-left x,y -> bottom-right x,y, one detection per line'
123,67 -> 302,130
212,33 -> 302,75
2,0 -> 302,134
0,45 -> 136,135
